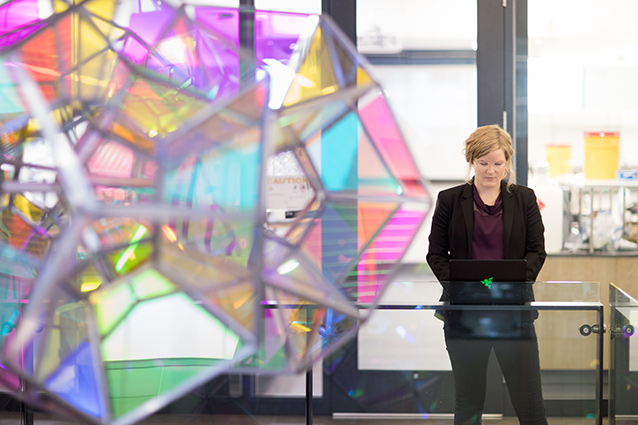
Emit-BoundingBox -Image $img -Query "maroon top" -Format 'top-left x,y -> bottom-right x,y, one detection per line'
471,186 -> 504,260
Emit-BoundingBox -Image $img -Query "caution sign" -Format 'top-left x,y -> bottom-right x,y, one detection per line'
266,175 -> 314,211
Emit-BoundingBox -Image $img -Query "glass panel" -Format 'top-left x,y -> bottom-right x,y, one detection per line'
255,0 -> 320,14
357,0 -> 477,182
527,1 -> 638,255
343,280 -> 602,424
609,283 -> 638,425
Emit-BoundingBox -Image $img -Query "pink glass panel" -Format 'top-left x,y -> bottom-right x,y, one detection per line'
359,93 -> 428,198
356,207 -> 426,303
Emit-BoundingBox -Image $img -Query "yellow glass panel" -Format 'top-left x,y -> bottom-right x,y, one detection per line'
52,0 -> 72,13
110,122 -> 155,152
69,16 -> 120,103
357,66 -> 374,87
120,78 -> 208,138
283,27 -> 338,107
203,280 -> 256,330
76,265 -> 104,293
82,0 -> 118,22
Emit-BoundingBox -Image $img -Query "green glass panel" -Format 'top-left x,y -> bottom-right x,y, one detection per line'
91,283 -> 136,337
101,293 -> 240,363
106,363 -> 211,420
131,268 -> 177,301
102,290 -> 244,420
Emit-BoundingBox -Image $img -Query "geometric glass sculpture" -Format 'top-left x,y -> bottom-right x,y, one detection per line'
0,1 -> 432,424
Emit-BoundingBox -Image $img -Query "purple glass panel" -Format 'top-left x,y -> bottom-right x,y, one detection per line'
0,0 -> 41,32
0,23 -> 47,52
127,8 -> 176,49
255,10 -> 311,64
193,7 -> 239,45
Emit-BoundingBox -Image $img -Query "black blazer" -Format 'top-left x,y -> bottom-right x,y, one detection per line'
427,180 -> 546,295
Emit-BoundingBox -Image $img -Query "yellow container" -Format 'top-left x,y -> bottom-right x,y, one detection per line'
545,144 -> 572,177
584,132 -> 620,179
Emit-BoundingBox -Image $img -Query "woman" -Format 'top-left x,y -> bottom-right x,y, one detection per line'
427,125 -> 548,425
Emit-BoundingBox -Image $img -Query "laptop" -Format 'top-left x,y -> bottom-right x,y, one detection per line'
447,259 -> 531,305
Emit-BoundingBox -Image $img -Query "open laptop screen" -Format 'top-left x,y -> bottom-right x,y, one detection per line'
449,259 -> 527,282
447,259 -> 529,305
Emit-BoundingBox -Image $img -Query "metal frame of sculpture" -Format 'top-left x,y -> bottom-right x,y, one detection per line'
0,1 -> 432,424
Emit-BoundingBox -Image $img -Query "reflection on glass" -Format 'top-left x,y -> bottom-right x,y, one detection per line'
356,0 -> 477,181
609,284 -> 638,423
350,280 -> 602,423
528,1 -> 638,176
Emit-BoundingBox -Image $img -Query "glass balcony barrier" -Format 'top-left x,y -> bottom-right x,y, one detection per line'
0,280 -> 604,425
330,280 -> 604,425
609,283 -> 638,425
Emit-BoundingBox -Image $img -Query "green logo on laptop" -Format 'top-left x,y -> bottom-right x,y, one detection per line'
481,277 -> 493,289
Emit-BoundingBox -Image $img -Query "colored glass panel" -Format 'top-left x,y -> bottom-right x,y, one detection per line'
0,63 -> 26,114
82,0 -> 118,23
76,264 -> 104,293
0,0 -> 42,32
111,240 -> 152,275
106,360 -> 210,420
359,92 -> 428,198
321,21 -> 358,88
126,7 -> 176,49
67,14 -> 118,103
357,202 -> 398,251
157,242 -> 252,290
295,216 -> 322,268
255,10 -> 311,64
356,65 -> 374,88
356,206 -> 427,303
283,25 -> 339,107
117,77 -> 210,139
312,201 -> 358,282
130,268 -> 176,301
44,341 -> 105,418
91,283 -> 136,337
313,112 -> 359,192
0,243 -> 37,279
357,116 -> 402,196
193,7 -> 239,44
202,281 -> 257,330
101,293 -> 240,362
36,301 -> 88,381
86,141 -> 135,180
0,198 -> 52,258
164,143 -> 261,213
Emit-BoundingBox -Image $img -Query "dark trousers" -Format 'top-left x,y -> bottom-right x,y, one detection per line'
444,322 -> 548,425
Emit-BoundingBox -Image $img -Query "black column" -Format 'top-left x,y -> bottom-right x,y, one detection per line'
321,0 -> 356,45
477,0 -> 523,183
239,0 -> 255,84
515,0 -> 528,186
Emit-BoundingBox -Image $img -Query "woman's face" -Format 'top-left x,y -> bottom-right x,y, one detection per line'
473,148 -> 507,191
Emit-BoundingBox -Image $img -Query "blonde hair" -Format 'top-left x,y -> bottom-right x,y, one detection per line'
463,124 -> 515,190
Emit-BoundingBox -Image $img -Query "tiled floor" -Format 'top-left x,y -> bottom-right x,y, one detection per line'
0,412 -> 616,425
0,413 -> 614,425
